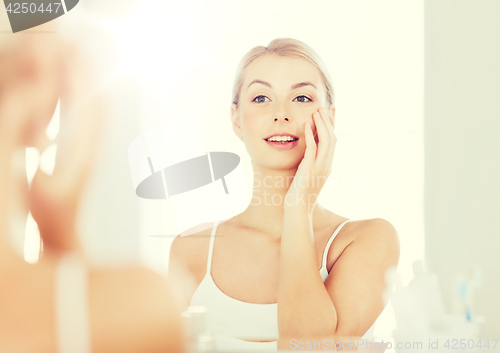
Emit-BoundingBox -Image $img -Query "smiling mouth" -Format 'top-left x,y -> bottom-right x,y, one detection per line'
264,137 -> 299,143
264,138 -> 300,150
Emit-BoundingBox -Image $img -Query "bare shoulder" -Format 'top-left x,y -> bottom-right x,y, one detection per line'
89,266 -> 185,353
325,217 -> 400,270
352,218 -> 399,242
346,218 -> 400,261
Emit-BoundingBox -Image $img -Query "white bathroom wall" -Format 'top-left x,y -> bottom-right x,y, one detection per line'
425,0 -> 500,338
78,74 -> 143,265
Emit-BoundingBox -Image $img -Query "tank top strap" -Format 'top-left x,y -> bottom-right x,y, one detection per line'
55,252 -> 92,353
206,220 -> 221,275
321,220 -> 351,270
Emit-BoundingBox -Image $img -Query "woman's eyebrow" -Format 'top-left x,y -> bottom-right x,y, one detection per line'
247,80 -> 272,89
291,81 -> 317,90
247,80 -> 317,90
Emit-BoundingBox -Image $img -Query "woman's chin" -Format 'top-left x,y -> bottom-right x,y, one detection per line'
252,159 -> 301,172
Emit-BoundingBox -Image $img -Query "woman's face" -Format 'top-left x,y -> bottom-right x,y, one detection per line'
231,54 -> 333,170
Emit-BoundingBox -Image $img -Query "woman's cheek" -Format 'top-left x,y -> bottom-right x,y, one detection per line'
241,117 -> 261,137
292,104 -> 316,118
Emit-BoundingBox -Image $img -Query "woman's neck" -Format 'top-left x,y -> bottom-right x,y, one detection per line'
239,162 -> 329,241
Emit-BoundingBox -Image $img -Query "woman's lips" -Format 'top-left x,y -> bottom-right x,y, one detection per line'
265,139 -> 299,150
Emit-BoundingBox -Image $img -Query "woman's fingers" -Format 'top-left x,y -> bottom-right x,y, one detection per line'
312,109 -> 331,169
51,44 -> 105,190
28,41 -> 105,254
301,121 -> 316,170
0,36 -> 61,142
329,107 -> 336,131
319,108 -> 336,164
320,107 -> 336,137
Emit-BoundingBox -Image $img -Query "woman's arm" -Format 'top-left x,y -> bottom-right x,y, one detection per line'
327,218 -> 399,340
277,107 -> 399,349
277,207 -> 337,348
276,107 -> 337,348
277,211 -> 399,350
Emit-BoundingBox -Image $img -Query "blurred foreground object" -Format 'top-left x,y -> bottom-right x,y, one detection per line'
0,23 -> 185,353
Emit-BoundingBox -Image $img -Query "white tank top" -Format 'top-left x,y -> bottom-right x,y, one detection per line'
190,219 -> 373,351
55,253 -> 92,353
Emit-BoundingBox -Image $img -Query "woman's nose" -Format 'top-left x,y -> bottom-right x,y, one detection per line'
273,100 -> 291,122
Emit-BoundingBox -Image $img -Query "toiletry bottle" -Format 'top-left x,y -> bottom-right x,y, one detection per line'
408,260 -> 446,327
391,274 -> 432,353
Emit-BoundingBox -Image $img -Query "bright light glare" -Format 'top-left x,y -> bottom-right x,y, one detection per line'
46,98 -> 60,141
25,147 -> 40,186
24,212 -> 41,264
92,0 -> 214,86
39,143 -> 58,176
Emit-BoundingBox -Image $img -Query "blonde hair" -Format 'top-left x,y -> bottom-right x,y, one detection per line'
231,38 -> 335,108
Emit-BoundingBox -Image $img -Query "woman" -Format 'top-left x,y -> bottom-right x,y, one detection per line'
0,34 -> 185,352
168,38 -> 400,351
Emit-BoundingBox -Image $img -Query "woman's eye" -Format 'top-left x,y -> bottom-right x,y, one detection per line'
294,95 -> 312,103
253,95 -> 270,103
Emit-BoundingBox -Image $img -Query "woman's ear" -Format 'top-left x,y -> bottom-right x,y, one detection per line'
230,103 -> 244,141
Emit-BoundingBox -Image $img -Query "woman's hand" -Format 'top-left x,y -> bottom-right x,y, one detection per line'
284,107 -> 336,216
27,40 -> 105,256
